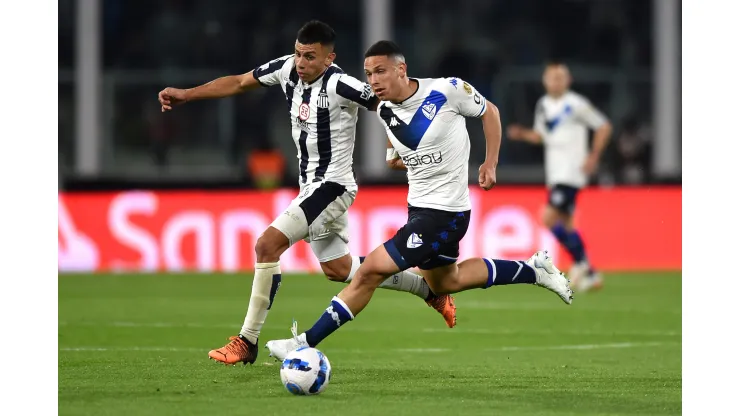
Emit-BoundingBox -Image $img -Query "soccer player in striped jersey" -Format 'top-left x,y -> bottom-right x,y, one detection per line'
158,22 -> 455,366
265,41 -> 573,361
507,62 -> 613,292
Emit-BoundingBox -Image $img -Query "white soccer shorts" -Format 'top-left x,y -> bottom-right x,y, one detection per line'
270,180 -> 357,262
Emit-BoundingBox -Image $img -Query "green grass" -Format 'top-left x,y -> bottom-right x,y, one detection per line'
59,272 -> 681,416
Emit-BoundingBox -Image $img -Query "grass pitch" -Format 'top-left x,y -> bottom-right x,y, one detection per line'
59,272 -> 681,415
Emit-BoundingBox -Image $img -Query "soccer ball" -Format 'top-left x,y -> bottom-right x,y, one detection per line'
280,346 -> 332,396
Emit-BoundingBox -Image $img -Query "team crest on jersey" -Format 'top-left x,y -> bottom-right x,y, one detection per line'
463,82 -> 473,96
421,101 -> 437,120
317,91 -> 329,109
299,103 -> 310,121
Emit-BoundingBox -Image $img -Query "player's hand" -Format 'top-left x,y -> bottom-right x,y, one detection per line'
507,125 -> 524,140
158,87 -> 188,112
388,157 -> 406,171
478,163 -> 497,191
582,154 -> 599,176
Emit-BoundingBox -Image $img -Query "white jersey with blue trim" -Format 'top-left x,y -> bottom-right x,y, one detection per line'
378,77 -> 487,212
253,55 -> 378,187
533,91 -> 608,188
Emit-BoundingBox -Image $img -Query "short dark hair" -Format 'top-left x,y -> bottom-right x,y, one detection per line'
545,60 -> 568,68
364,40 -> 405,60
296,20 -> 336,47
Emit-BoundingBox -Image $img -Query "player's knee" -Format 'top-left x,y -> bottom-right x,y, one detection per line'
254,233 -> 285,262
542,210 -> 559,228
320,261 -> 348,282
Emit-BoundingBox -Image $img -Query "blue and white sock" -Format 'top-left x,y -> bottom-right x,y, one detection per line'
304,296 -> 354,347
482,258 -> 537,288
551,224 -> 588,264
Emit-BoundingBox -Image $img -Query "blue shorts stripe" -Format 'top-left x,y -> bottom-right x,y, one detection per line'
383,240 -> 410,270
437,254 -> 458,265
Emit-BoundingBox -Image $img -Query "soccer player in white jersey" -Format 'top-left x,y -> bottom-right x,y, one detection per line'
157,22 -> 456,366
265,41 -> 573,360
507,62 -> 613,292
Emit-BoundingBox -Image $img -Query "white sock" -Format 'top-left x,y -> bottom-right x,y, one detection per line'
344,256 -> 431,300
379,270 -> 431,299
240,262 -> 281,344
344,256 -> 363,283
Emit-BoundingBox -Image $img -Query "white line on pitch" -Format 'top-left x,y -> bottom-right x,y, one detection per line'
395,348 -> 449,353
489,341 -> 678,352
422,328 -> 681,336
58,321 -> 680,337
60,346 -> 204,352
59,342 -> 677,354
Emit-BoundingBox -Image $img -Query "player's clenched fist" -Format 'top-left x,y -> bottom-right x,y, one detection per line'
158,87 -> 188,112
478,163 -> 497,191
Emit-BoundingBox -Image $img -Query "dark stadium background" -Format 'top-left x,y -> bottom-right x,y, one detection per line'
58,1 -> 682,415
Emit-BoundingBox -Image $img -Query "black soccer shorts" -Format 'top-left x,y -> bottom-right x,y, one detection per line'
383,205 -> 471,271
548,184 -> 580,215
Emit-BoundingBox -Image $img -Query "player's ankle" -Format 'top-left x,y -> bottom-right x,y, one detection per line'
239,332 -> 258,345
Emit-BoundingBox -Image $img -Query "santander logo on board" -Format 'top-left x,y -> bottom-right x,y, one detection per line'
58,196 -> 100,271
58,190 -> 562,273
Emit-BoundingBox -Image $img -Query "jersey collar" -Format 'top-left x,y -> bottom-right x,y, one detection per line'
390,78 -> 421,105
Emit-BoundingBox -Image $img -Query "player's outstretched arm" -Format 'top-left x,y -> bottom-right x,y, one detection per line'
478,100 -> 501,190
158,71 -> 261,112
506,124 -> 543,144
385,137 -> 406,170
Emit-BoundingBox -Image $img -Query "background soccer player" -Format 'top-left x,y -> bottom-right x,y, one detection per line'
507,62 -> 612,292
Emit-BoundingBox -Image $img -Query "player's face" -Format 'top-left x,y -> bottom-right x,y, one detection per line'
543,65 -> 571,97
294,41 -> 335,83
364,55 -> 404,101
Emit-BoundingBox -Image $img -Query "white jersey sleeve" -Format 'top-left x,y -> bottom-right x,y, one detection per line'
533,98 -> 548,136
446,78 -> 487,118
252,54 -> 293,87
330,74 -> 379,110
574,96 -> 608,129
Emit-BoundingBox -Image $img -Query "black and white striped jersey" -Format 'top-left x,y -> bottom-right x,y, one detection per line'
253,55 -> 379,186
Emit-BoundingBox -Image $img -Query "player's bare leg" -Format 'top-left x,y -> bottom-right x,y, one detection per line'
265,244 -> 398,360
208,226 -> 288,365
266,248 -> 571,361
335,246 -> 404,314
421,252 -> 573,304
321,254 -> 456,328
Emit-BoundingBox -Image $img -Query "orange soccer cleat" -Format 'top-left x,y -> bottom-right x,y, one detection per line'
208,335 -> 259,365
426,294 -> 457,328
